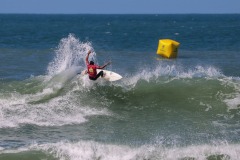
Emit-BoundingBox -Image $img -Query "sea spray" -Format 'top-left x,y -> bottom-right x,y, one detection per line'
47,34 -> 95,76
30,34 -> 97,102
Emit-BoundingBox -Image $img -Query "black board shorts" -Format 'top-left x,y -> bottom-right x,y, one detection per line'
89,71 -> 104,81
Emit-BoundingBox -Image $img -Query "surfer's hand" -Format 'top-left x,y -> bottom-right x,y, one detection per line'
102,61 -> 111,68
87,50 -> 91,55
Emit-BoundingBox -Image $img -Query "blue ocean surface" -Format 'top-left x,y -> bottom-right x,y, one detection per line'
0,14 -> 240,160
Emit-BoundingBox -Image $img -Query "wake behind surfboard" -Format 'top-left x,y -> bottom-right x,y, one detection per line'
81,69 -> 122,82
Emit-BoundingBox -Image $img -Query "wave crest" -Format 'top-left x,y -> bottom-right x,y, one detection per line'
47,34 -> 94,76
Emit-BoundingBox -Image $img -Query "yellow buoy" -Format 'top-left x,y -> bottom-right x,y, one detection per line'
156,39 -> 180,58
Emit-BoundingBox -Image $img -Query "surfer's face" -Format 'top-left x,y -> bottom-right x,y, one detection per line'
90,61 -> 94,65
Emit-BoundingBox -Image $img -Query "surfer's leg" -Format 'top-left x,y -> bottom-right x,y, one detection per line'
99,71 -> 104,77
95,71 -> 104,79
98,71 -> 104,77
89,76 -> 97,80
89,71 -> 104,80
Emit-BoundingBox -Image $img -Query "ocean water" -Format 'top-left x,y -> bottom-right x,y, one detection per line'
0,14 -> 240,160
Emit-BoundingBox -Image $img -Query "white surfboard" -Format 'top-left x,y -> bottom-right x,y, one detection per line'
81,69 -> 122,82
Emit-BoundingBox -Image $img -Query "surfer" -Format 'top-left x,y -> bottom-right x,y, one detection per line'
85,50 -> 111,80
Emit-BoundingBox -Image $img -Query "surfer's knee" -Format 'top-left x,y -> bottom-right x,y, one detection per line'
100,71 -> 104,77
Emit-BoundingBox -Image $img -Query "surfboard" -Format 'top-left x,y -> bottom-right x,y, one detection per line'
81,69 -> 122,82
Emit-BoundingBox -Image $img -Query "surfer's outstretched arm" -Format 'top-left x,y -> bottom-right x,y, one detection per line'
85,50 -> 91,65
98,61 -> 111,69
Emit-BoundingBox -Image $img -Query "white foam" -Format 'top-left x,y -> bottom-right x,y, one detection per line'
27,140 -> 240,160
224,95 -> 240,110
161,143 -> 240,160
47,34 -> 95,76
200,101 -> 212,111
218,77 -> 240,110
0,88 -> 111,128
121,64 -> 223,89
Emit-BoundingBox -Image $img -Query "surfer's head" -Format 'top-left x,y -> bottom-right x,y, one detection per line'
90,61 -> 94,65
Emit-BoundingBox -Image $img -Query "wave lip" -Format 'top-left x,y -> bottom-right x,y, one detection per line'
122,64 -> 224,87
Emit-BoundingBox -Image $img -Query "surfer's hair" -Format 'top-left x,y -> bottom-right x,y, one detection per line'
90,61 -> 94,65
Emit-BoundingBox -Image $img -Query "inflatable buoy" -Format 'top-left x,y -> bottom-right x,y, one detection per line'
157,39 -> 180,58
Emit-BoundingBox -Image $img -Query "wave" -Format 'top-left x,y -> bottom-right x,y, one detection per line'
1,140 -> 240,160
121,64 -> 224,87
0,34 -> 239,129
0,34 -> 111,128
118,64 -> 240,113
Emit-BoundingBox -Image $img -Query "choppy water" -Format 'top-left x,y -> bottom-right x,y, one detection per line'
0,14 -> 240,160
